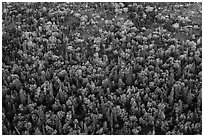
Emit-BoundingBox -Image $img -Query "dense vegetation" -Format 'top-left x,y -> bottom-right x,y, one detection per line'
2,2 -> 202,135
